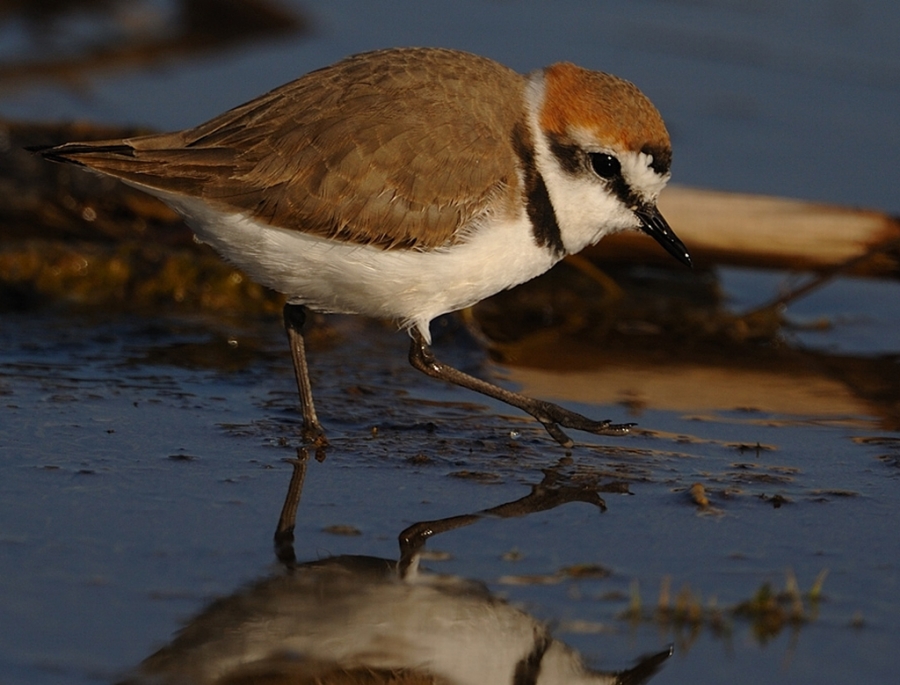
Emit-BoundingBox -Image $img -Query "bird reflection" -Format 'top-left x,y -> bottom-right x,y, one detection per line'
118,452 -> 671,685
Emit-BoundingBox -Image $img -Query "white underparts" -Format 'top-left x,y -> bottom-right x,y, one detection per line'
152,191 -> 561,345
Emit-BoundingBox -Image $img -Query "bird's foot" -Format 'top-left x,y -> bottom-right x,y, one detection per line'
530,400 -> 634,448
301,422 -> 330,451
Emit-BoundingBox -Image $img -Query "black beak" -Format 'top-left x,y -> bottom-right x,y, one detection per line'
635,204 -> 692,268
613,645 -> 674,685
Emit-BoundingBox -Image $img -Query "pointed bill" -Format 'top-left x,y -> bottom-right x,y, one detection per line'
635,204 -> 692,267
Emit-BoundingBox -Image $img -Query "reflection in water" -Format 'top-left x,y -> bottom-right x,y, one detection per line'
118,453 -> 671,685
472,261 -> 900,431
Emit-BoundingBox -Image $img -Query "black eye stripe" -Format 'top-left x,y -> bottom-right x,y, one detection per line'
547,135 -> 582,175
545,133 -> 644,209
548,133 -> 671,180
547,134 -> 623,181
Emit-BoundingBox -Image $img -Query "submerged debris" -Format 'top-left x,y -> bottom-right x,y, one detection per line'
620,569 -> 833,646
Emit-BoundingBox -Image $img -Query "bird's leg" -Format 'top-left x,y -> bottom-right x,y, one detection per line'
273,448 -> 309,565
398,469 -> 607,577
408,329 -> 633,448
283,303 -> 329,448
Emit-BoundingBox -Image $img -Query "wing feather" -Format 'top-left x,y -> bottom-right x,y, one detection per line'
47,48 -> 526,250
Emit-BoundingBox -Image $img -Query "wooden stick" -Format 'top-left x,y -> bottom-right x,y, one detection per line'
591,185 -> 900,277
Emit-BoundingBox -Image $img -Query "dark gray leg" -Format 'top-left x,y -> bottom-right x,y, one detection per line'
407,328 -> 632,448
273,449 -> 309,565
283,303 -> 328,448
398,468 -> 607,576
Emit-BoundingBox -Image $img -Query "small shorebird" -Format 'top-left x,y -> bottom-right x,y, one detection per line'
35,47 -> 691,447
118,553 -> 672,685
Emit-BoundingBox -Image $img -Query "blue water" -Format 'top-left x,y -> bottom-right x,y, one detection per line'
2,0 -> 898,214
1,2 -> 899,684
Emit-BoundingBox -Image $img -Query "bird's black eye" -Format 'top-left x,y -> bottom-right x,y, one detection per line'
589,153 -> 620,179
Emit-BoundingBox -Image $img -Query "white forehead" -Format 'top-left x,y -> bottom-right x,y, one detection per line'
620,149 -> 669,204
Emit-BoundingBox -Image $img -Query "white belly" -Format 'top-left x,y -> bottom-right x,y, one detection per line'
163,194 -> 562,342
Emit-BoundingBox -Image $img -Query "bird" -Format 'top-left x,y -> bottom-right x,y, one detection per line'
117,552 -> 672,685
115,435 -> 674,684
33,47 -> 691,448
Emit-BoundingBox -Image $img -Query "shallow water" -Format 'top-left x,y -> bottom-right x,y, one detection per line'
2,301 -> 898,683
1,2 -> 900,684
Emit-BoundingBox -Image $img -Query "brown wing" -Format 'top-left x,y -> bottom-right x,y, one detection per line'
42,48 -> 526,250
